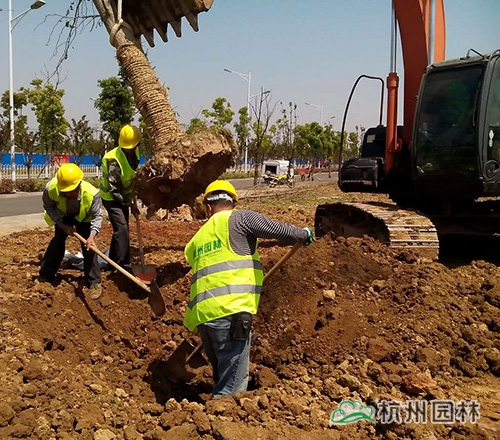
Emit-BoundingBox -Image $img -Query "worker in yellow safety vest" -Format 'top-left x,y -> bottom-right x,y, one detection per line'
37,163 -> 103,299
184,180 -> 314,397
100,124 -> 141,268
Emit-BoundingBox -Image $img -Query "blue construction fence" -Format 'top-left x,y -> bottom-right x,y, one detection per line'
1,153 -> 148,166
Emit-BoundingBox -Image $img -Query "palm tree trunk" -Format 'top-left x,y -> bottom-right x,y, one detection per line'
117,44 -> 184,146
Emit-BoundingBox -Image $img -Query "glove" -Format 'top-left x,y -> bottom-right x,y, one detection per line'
303,227 -> 314,246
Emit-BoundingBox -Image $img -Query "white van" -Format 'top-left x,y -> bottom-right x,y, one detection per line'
262,160 -> 293,177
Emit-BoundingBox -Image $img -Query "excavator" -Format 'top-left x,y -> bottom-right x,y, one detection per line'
314,0 -> 500,259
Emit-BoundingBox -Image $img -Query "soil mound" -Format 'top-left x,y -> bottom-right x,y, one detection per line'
0,218 -> 499,439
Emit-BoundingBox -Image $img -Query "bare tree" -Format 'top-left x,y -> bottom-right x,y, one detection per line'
250,89 -> 277,186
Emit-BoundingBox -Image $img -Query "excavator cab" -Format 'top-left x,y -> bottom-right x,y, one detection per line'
339,125 -> 403,193
412,50 -> 500,200
316,51 -> 500,256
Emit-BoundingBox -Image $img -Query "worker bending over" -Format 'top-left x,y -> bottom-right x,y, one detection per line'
100,124 -> 141,268
183,180 -> 314,397
38,163 -> 103,299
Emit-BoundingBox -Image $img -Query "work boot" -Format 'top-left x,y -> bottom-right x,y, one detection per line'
35,275 -> 55,284
89,283 -> 102,300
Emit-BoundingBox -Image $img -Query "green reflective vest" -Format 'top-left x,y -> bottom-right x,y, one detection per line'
183,209 -> 264,332
100,147 -> 140,202
44,179 -> 98,226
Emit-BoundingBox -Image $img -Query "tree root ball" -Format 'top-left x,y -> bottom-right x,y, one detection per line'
134,129 -> 236,211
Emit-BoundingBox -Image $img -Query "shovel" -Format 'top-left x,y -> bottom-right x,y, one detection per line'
131,197 -> 158,284
165,241 -> 303,382
73,232 -> 166,316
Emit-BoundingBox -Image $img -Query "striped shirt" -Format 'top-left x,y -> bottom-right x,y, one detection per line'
228,209 -> 308,256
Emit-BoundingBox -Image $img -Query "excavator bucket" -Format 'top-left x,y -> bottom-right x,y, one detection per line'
120,0 -> 215,47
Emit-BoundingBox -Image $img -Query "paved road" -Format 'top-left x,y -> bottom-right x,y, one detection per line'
0,191 -> 44,218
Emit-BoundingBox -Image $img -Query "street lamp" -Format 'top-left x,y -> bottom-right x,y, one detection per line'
224,68 -> 251,173
305,102 -> 324,126
8,0 -> 46,185
324,115 -> 336,126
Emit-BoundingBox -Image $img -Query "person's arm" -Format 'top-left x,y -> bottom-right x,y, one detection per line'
89,193 -> 103,236
106,159 -> 126,204
240,210 -> 309,243
42,183 -> 65,229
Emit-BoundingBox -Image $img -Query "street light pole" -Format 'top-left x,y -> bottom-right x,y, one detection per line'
8,0 -> 14,183
305,102 -> 324,126
8,0 -> 46,186
325,116 -> 336,178
224,68 -> 251,173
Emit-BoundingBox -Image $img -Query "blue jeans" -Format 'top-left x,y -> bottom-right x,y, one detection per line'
198,315 -> 251,397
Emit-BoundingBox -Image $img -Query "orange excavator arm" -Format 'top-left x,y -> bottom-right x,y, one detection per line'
386,0 -> 446,171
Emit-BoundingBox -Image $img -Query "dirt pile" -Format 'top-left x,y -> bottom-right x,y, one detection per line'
0,201 -> 499,438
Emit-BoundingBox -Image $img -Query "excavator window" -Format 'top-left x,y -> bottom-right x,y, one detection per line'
414,65 -> 484,177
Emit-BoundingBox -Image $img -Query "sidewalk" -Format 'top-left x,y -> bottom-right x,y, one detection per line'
0,213 -> 49,237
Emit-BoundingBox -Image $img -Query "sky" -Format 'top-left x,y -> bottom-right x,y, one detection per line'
0,0 -> 499,134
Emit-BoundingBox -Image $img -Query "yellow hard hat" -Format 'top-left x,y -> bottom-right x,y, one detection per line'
56,163 -> 84,192
118,124 -> 142,149
203,180 -> 239,203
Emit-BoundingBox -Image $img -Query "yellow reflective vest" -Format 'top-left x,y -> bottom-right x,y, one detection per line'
100,147 -> 140,202
183,209 -> 264,332
44,179 -> 98,226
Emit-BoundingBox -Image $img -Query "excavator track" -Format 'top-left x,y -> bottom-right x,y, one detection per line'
315,202 -> 439,259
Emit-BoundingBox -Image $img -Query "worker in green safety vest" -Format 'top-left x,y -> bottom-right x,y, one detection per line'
184,180 -> 314,397
100,124 -> 141,268
37,163 -> 103,299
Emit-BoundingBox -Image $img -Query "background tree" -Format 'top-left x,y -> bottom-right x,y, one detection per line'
0,89 -> 29,153
250,89 -> 276,185
294,122 -> 325,163
27,79 -> 68,156
67,115 -> 93,163
94,76 -> 135,145
343,125 -> 366,159
139,117 -> 154,156
233,106 -> 250,171
86,130 -> 113,166
202,97 -> 234,130
186,117 -> 207,134
322,124 -> 341,177
278,102 -> 297,163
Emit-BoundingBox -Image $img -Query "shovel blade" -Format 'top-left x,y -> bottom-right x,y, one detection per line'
148,279 -> 166,316
132,264 -> 157,283
165,340 -> 208,382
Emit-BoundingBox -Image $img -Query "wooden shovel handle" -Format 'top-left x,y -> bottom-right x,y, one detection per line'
133,196 -> 146,268
263,241 -> 303,283
73,231 -> 150,293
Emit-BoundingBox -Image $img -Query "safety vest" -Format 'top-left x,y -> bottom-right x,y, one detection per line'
183,209 -> 264,332
100,147 -> 140,201
44,179 -> 98,226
